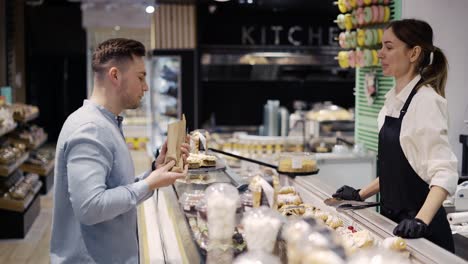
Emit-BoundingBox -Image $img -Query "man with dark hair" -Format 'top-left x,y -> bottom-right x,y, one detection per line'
50,38 -> 189,263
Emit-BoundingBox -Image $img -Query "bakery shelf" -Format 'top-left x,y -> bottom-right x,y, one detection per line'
0,181 -> 42,212
14,111 -> 39,123
9,133 -> 48,150
0,153 -> 30,177
20,159 -> 54,176
0,187 -> 41,238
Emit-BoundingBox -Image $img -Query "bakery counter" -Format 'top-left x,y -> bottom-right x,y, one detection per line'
141,162 -> 465,264
283,175 -> 465,264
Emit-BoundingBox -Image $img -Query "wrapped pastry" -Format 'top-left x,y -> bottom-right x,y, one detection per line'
326,216 -> 344,229
206,183 -> 240,242
352,230 -> 374,248
242,206 -> 283,253
187,155 -> 202,169
314,209 -> 329,222
249,176 -> 263,208
282,220 -> 313,264
382,237 -> 407,251
301,249 -> 345,264
233,250 -> 281,264
277,194 -> 302,207
279,186 -> 296,195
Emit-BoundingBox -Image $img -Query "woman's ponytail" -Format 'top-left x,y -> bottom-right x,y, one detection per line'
418,46 -> 448,97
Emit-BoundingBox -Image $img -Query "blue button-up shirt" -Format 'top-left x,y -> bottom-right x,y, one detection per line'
50,100 -> 153,263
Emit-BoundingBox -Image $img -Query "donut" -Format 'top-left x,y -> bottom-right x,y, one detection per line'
336,14 -> 346,29
338,0 -> 348,13
363,6 -> 373,24
349,0 -> 357,9
372,29 -> 379,45
384,6 -> 391,22
357,0 -> 364,7
338,51 -> 350,68
364,29 -> 374,46
383,0 -> 391,4
357,29 -> 366,47
348,50 -> 356,68
344,14 -> 354,30
363,0 -> 372,6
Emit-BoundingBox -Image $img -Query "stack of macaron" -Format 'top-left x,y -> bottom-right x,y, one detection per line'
335,0 -> 392,68
337,49 -> 380,69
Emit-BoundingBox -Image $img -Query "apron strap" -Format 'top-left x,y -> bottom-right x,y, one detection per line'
399,79 -> 424,119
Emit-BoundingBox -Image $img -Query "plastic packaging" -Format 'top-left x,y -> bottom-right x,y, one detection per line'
242,206 -> 284,253
278,152 -> 317,173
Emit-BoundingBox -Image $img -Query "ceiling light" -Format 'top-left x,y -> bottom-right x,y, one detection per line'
145,5 -> 155,13
214,0 -> 231,2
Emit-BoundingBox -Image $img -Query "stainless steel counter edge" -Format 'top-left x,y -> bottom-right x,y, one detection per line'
291,176 -> 467,264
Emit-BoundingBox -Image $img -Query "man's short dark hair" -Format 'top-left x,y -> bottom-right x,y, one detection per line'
92,38 -> 145,75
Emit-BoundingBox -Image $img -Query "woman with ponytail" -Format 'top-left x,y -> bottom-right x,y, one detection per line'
333,19 -> 457,252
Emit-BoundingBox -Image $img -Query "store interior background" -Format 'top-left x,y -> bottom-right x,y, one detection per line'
1,0 -> 468,262
1,0 -> 467,166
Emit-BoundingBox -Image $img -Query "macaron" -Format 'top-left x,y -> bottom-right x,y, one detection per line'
348,50 -> 356,68
339,32 -> 348,48
357,0 -> 364,7
363,0 -> 372,6
377,28 -> 383,43
372,29 -> 379,46
378,5 -> 385,23
344,14 -> 354,30
356,7 -> 365,26
372,49 -> 379,66
357,29 -> 366,47
336,14 -> 346,29
348,31 -> 357,48
356,50 -> 365,67
344,0 -> 352,10
364,6 -> 373,24
363,49 -> 373,67
384,6 -> 391,22
349,0 -> 357,9
338,0 -> 348,13
338,51 -> 350,68
351,10 -> 358,27
372,5 -> 379,23
383,0 -> 390,4
364,29 -> 374,46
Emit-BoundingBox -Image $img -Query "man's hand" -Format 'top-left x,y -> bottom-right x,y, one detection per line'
332,185 -> 363,201
154,135 -> 190,169
393,218 -> 430,238
145,160 -> 188,190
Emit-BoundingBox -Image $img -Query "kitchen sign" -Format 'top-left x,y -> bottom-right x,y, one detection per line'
241,25 -> 339,46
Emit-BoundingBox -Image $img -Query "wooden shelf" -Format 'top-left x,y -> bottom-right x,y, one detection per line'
0,188 -> 41,238
0,181 -> 42,212
0,153 -> 29,177
20,159 -> 54,176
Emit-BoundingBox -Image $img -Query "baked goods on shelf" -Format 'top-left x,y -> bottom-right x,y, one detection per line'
20,148 -> 55,175
0,107 -> 16,136
0,171 -> 42,211
8,124 -> 47,149
0,142 -> 27,165
9,103 -> 39,122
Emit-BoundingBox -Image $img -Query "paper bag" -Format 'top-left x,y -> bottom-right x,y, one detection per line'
164,115 -> 186,172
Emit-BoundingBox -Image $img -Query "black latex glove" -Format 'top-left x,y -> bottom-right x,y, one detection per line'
393,218 -> 430,238
332,185 -> 362,201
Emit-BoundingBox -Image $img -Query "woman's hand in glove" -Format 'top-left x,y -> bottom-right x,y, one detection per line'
393,218 -> 430,238
332,185 -> 363,201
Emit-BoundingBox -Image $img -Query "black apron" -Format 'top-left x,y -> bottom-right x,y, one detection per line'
378,84 -> 455,253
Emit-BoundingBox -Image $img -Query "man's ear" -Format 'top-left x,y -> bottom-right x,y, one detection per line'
409,46 -> 422,63
108,67 -> 121,86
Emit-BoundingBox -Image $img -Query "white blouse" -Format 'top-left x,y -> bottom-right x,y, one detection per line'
377,75 -> 458,195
